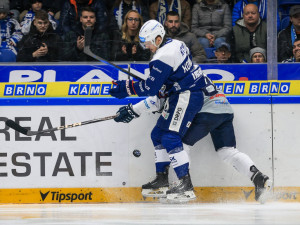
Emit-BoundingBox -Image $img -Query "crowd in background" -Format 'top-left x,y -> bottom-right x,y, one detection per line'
0,0 -> 299,63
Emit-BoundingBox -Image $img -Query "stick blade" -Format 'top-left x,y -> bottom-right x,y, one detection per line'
5,119 -> 29,135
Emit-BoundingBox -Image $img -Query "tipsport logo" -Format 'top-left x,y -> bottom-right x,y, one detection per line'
40,190 -> 93,202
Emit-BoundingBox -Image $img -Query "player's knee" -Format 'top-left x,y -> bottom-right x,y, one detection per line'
182,135 -> 197,146
150,126 -> 162,147
161,132 -> 182,152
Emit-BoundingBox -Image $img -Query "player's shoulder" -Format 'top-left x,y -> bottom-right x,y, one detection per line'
152,39 -> 187,66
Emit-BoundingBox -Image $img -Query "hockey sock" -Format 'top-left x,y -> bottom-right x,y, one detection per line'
169,147 -> 190,179
217,147 -> 256,179
155,146 -> 171,173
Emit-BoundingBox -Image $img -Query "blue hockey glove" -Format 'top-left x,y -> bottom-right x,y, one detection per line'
166,82 -> 181,96
109,80 -> 136,99
114,103 -> 140,123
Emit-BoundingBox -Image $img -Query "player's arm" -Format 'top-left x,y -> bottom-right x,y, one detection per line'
168,68 -> 217,96
109,60 -> 172,99
114,96 -> 163,123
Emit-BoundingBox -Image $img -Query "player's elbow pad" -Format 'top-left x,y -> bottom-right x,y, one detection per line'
133,96 -> 161,115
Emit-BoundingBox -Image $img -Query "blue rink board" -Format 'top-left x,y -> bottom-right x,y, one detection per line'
0,63 -> 269,82
0,63 -> 299,82
1,96 -> 300,106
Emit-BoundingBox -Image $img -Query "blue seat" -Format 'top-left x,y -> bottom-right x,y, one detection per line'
280,16 -> 291,30
0,49 -> 16,62
205,47 -> 216,59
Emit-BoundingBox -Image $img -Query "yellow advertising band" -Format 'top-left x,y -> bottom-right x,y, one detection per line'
0,187 -> 299,204
0,81 -> 299,98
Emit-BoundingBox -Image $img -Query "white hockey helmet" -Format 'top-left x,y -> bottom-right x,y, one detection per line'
139,20 -> 165,49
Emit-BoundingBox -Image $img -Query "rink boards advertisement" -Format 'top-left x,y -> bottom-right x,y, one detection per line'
0,103 -> 299,203
0,63 -> 299,204
0,80 -> 300,99
0,63 -> 299,82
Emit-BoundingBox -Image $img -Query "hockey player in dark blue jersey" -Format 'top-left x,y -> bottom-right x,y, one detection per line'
109,19 -> 215,202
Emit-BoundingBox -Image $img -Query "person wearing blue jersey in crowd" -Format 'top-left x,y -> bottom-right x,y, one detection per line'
109,19 -> 216,203
20,0 -> 58,35
149,0 -> 191,28
232,0 -> 280,31
111,0 -> 149,31
278,5 -> 300,62
0,0 -> 23,62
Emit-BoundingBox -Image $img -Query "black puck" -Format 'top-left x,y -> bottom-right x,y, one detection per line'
133,149 -> 141,157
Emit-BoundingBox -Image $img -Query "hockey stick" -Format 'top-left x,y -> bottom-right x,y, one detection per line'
5,115 -> 117,136
83,26 -> 141,80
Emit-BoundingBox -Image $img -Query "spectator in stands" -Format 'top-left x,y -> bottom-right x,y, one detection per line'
212,42 -> 232,63
249,47 -> 266,63
9,0 -> 26,21
232,0 -> 280,30
111,0 -> 148,30
278,5 -> 300,62
63,6 -> 110,61
191,0 -> 232,49
58,0 -> 108,36
164,11 -> 206,63
232,4 -> 267,63
20,0 -> 57,35
40,0 -> 63,20
149,0 -> 191,28
17,10 -> 62,61
113,10 -> 150,61
0,0 -> 22,61
282,38 -> 300,63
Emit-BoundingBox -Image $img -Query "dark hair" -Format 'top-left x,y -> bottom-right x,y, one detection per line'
80,6 -> 96,16
34,9 -> 48,20
30,0 -> 42,5
166,11 -> 180,18
113,0 -> 143,8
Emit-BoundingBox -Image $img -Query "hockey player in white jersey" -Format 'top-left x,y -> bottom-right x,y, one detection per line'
109,20 -> 216,203
113,89 -> 273,203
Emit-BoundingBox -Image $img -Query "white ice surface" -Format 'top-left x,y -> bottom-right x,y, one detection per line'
0,202 -> 300,225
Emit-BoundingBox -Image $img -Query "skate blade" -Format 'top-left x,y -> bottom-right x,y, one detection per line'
166,190 -> 196,204
142,187 -> 168,198
258,179 -> 273,204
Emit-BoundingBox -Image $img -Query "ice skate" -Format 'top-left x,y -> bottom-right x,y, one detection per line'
252,171 -> 273,203
166,173 -> 196,203
141,171 -> 169,198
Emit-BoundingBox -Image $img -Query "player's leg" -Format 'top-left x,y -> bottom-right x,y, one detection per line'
212,113 -> 272,202
141,126 -> 170,197
159,90 -> 204,202
182,112 -> 217,146
161,131 -> 195,202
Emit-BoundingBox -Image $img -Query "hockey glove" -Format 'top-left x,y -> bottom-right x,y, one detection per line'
114,103 -> 140,123
166,82 -> 181,96
109,80 -> 136,99
202,76 -> 218,96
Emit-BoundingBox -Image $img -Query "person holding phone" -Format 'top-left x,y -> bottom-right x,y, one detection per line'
17,10 -> 63,62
